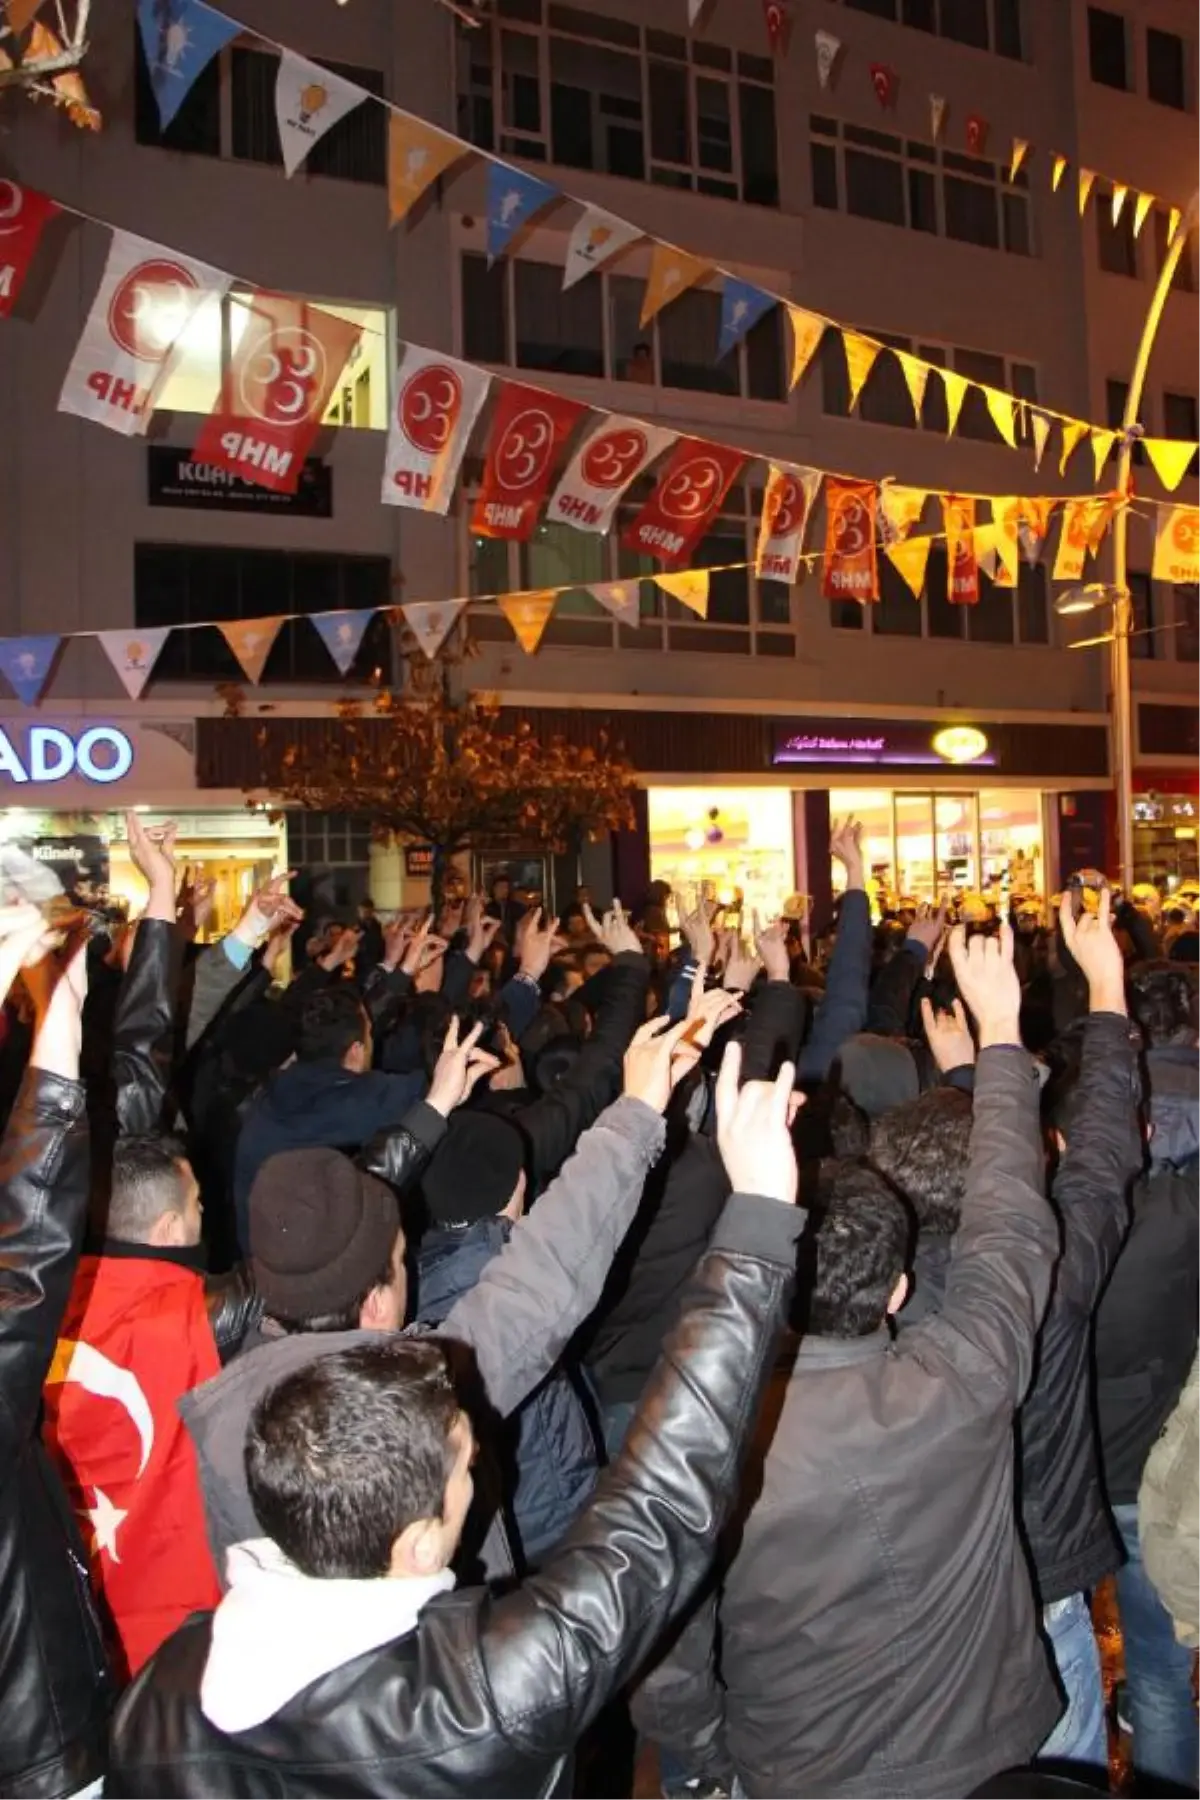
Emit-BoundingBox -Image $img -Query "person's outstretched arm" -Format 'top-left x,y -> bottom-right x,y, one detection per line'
112,814 -> 184,1136
798,820 -> 873,1081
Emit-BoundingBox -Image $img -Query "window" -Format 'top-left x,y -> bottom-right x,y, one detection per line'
136,32 -> 386,182
134,545 -> 393,683
1088,7 -> 1129,89
847,0 -> 1021,53
1146,28 -> 1187,109
1176,584 -> 1200,662
460,252 -> 784,401
467,480 -> 793,655
967,569 -> 1015,644
458,9 -> 778,204
1163,391 -> 1199,446
830,534 -> 1046,645
954,348 -> 1007,439
286,811 -> 373,870
940,0 -> 989,50
809,117 -> 1031,256
822,326 -> 1039,443
1153,212 -> 1198,292
1128,572 -> 1155,660
1097,203 -> 1138,277
1018,563 -> 1049,644
153,292 -> 389,426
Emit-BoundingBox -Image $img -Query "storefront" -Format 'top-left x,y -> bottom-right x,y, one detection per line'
0,716 -> 285,931
1132,781 -> 1199,892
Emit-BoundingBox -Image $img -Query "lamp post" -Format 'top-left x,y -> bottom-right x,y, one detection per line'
1104,191 -> 1199,891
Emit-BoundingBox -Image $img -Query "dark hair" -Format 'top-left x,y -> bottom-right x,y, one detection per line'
108,1134 -> 191,1242
298,987 -> 369,1064
829,1093 -> 870,1159
869,1088 -> 972,1237
1127,961 -> 1194,1047
245,1340 -> 459,1578
804,1161 -> 911,1339
269,1238 -> 400,1337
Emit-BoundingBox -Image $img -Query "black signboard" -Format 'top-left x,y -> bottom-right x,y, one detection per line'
148,447 -> 332,517
404,845 -> 435,878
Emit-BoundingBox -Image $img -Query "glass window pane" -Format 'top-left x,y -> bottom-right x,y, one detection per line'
901,0 -> 936,28
954,348 -> 1006,441
230,47 -> 281,166
936,793 -> 979,892
1128,572 -> 1155,661
1002,191 -> 1031,255
909,167 -> 938,233
966,572 -> 1015,644
831,790 -> 895,897
820,326 -> 850,415
739,82 -> 779,206
1097,206 -> 1138,277
513,259 -> 603,375
1018,563 -> 1049,644
756,578 -> 791,624
609,274 -> 653,384
658,288 -> 732,393
1176,584 -> 1200,662
649,59 -> 690,162
469,531 -> 512,596
875,555 -> 923,633
979,791 -> 1043,897
811,139 -> 839,209
1088,7 -> 1128,88
830,598 -> 866,630
845,147 -> 905,225
745,306 -> 785,401
306,62 -> 386,184
939,0 -> 989,48
696,76 -> 733,172
1146,27 -> 1186,108
944,176 -> 999,248
895,795 -> 936,900
926,547 -> 964,638
845,0 -> 898,16
521,520 -> 606,614
462,254 -> 508,364
501,30 -> 542,133
861,336 -> 917,427
993,0 -> 1023,59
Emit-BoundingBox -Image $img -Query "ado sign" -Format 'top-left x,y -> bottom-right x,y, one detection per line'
0,726 -> 134,786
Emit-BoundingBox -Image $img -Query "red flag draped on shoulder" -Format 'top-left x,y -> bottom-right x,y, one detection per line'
821,478 -> 879,603
621,437 -> 747,567
470,382 -> 586,540
192,292 -> 362,494
0,179 -> 58,318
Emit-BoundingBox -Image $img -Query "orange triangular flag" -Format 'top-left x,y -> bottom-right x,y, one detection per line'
895,351 -> 930,420
1009,139 -> 1029,181
1051,153 -> 1068,191
26,20 -> 99,127
640,244 -> 711,326
1078,169 -> 1096,214
653,569 -> 710,618
1111,183 -> 1128,224
5,0 -> 44,30
884,533 -> 932,599
1144,438 -> 1199,492
221,617 -> 284,684
1091,429 -> 1117,481
941,368 -> 969,437
498,590 -> 557,654
387,113 -> 463,224
1167,206 -> 1182,245
843,332 -> 880,412
1132,191 -> 1154,238
1058,419 -> 1088,474
984,388 -> 1018,449
787,306 -> 825,390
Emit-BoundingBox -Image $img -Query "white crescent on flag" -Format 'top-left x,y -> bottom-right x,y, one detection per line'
47,1338 -> 155,1476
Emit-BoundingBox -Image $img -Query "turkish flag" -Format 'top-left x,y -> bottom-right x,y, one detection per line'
470,382 -> 586,540
192,291 -> 362,495
762,0 -> 791,54
870,64 -> 896,108
0,179 -> 58,318
621,437 -> 747,568
42,1256 -> 222,1680
965,113 -> 989,155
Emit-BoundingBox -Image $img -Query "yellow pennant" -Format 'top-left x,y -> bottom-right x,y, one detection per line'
972,523 -> 1000,579
1031,412 -> 1052,470
1132,191 -> 1154,238
1144,437 -> 1199,492
884,533 -> 931,599
1152,505 -> 1200,584
879,484 -> 927,541
1090,429 -> 1117,482
1111,183 -> 1128,225
653,569 -> 710,618
989,498 -> 1022,587
1087,494 -> 1117,553
498,590 -> 557,654
388,113 -> 463,224
640,244 -> 711,327
787,306 -> 825,391
1058,418 -> 1088,474
895,350 -> 930,421
941,368 -> 970,437
4,0 -> 44,29
1052,499 -> 1095,583
984,388 -> 1018,449
1008,138 -> 1029,181
1077,169 -> 1096,214
1167,206 -> 1182,245
1051,153 -> 1068,192
843,332 -> 880,412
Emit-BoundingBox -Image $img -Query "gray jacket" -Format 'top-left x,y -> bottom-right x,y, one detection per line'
180,1095 -> 666,1580
673,1048 -> 1062,1799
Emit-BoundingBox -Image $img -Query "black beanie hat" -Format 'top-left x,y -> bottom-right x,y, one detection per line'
421,1112 -> 526,1230
250,1147 -> 399,1324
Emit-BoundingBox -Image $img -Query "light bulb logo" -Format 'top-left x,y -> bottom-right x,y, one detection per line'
298,83 -> 328,126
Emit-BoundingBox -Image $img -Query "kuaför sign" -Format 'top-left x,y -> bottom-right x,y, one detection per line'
0,726 -> 134,785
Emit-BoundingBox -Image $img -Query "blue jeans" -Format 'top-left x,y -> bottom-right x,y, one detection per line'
1039,1591 -> 1107,1769
1113,1500 -> 1199,1792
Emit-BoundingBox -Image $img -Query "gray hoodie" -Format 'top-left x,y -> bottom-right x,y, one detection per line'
180,1095 -> 667,1580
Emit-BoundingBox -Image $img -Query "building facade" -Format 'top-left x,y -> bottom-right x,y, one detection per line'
0,0 -> 1195,924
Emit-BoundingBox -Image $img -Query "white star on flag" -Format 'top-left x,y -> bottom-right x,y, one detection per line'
85,1486 -> 129,1562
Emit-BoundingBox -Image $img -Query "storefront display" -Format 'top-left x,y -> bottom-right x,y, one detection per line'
1132,793 -> 1199,891
829,787 -> 1045,910
648,788 -> 794,927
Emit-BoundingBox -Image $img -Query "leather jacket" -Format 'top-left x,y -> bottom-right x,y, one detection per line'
0,1066 -> 113,1799
108,1191 -> 805,1798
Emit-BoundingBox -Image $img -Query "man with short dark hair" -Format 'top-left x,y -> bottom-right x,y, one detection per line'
109,1031 -> 806,1798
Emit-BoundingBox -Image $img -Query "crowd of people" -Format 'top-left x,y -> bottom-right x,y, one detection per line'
0,807 -> 1196,1799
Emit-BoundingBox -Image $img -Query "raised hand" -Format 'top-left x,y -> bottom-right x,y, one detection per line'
830,816 -> 865,890
401,915 -> 449,977
624,1013 -> 714,1114
678,894 -> 717,966
947,921 -> 1021,1051
518,908 -> 566,982
319,925 -> 363,973
715,1040 -> 799,1207
426,1016 -> 502,1117
583,899 -> 642,958
464,894 -> 503,964
0,902 -> 58,1013
907,900 -> 950,975
28,936 -> 89,1083
722,937 -> 763,994
920,996 -> 975,1073
754,912 -> 791,983
233,872 -> 301,950
1058,886 -> 1126,1015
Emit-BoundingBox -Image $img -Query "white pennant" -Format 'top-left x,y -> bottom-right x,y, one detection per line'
588,581 -> 642,627
276,53 -> 367,178
1030,412 -> 1052,471
382,344 -> 492,514
563,207 -> 641,289
96,627 -> 170,699
546,416 -> 676,535
402,599 -> 468,660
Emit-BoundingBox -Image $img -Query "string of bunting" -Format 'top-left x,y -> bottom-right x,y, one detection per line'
112,0 -> 1178,463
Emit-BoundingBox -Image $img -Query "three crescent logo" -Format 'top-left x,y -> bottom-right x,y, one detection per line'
0,180 -> 25,237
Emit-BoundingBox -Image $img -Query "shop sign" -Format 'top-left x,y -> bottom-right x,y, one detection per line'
0,725 -> 133,786
147,447 -> 332,517
773,719 -> 996,769
404,845 -> 435,877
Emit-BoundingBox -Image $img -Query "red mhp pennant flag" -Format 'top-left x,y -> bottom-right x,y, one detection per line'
192,292 -> 361,494
43,1258 -> 222,1680
470,382 -> 586,540
0,178 -> 58,318
943,494 -> 980,603
821,479 -> 879,603
621,437 -> 747,567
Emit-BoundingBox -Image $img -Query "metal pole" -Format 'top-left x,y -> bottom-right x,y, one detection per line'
1108,192 -> 1199,891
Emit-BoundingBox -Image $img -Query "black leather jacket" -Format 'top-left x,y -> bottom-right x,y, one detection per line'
0,1066 -> 113,1799
108,1191 -> 804,1799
